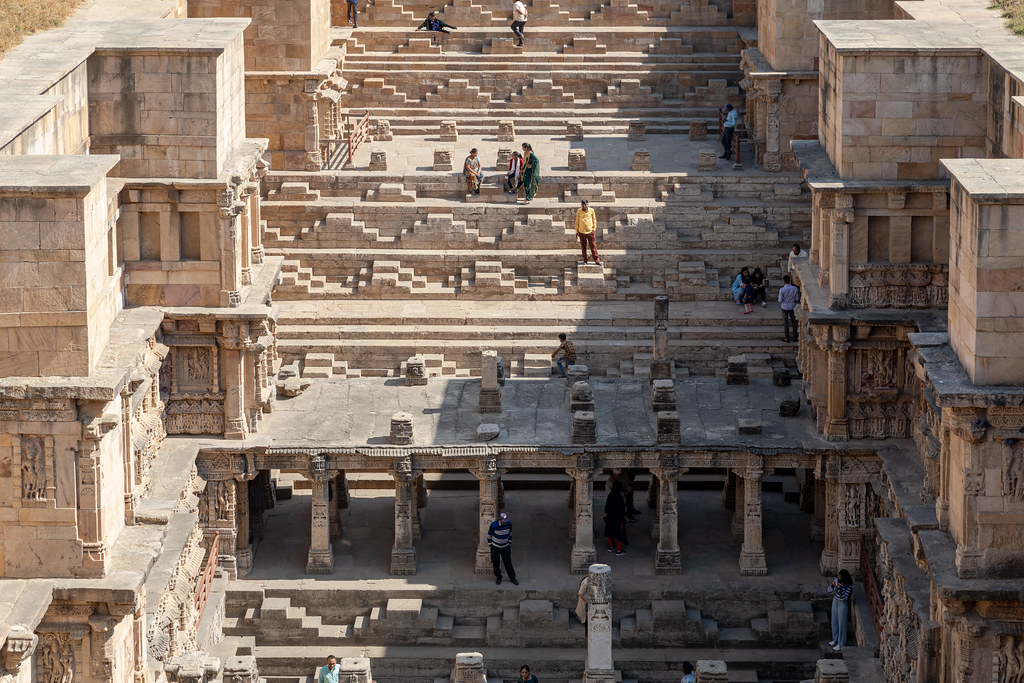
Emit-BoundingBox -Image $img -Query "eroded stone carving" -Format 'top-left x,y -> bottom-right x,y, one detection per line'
20,436 -> 47,501
39,633 -> 74,683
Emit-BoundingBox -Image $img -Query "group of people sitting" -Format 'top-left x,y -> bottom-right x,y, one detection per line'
463,143 -> 541,202
730,266 -> 768,314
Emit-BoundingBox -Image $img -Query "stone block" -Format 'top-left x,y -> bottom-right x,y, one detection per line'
405,356 -> 427,385
497,147 -> 513,170
725,355 -> 748,385
772,367 -> 790,386
651,379 -> 676,411
477,423 -> 500,441
657,411 -> 680,443
498,120 -> 515,142
572,411 -> 596,444
373,120 -> 393,141
570,381 -> 595,413
814,659 -> 849,683
453,653 -> 485,683
737,418 -> 762,435
695,659 -> 727,683
433,148 -> 453,171
390,412 -> 414,444
368,149 -> 387,171
518,599 -> 554,627
779,399 -> 800,417
689,120 -> 707,141
440,120 -> 458,142
628,121 -> 646,141
479,388 -> 501,413
568,148 -> 587,171
632,149 -> 651,171
566,121 -> 584,141
698,149 -> 717,171
566,364 -> 590,385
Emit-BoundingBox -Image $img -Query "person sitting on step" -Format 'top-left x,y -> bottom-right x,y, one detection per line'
416,11 -> 457,33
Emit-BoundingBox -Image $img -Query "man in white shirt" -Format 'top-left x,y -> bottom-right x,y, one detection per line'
511,0 -> 528,46
720,103 -> 738,160
787,242 -> 808,274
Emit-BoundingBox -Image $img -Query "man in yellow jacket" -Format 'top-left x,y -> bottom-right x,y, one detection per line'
575,199 -> 600,265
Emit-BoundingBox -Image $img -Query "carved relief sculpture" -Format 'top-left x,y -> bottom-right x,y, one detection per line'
39,633 -> 75,683
20,436 -> 47,501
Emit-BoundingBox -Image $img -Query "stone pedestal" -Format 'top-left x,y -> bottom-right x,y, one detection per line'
627,121 -> 646,141
738,469 -> 767,576
405,356 -> 427,385
632,149 -> 651,171
223,656 -> 260,683
567,364 -> 590,385
651,379 -> 676,411
726,355 -> 749,385
689,120 -> 708,141
440,120 -> 458,142
695,660 -> 727,683
479,350 -> 502,413
373,119 -> 393,141
433,147 -> 453,171
773,367 -> 791,386
390,412 -> 414,444
567,121 -> 584,141
656,411 -> 680,444
453,653 -> 486,683
570,459 -> 597,573
571,381 -> 595,412
583,564 -> 615,683
165,652 -> 221,683
368,149 -> 387,171
569,148 -> 587,171
653,466 -> 681,574
497,147 -> 513,170
337,658 -> 372,683
498,120 -> 515,142
477,423 -> 500,441
779,399 -> 800,417
698,149 -> 717,171
814,659 -> 849,682
573,411 -> 597,444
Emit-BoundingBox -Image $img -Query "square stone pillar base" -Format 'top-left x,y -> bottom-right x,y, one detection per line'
479,388 -> 502,413
390,549 -> 417,575
571,548 -> 597,574
739,550 -> 767,576
306,545 -> 335,574
475,548 -> 493,575
655,549 -> 682,574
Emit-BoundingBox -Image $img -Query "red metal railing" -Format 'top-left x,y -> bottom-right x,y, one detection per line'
195,532 -> 220,622
347,111 -> 371,165
860,538 -> 884,638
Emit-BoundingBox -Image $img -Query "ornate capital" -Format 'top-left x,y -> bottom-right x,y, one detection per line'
308,454 -> 328,483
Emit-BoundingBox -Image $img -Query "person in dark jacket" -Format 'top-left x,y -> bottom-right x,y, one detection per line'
416,11 -> 457,33
604,481 -> 628,556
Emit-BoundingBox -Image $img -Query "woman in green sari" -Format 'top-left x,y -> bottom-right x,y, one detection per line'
521,142 -> 539,203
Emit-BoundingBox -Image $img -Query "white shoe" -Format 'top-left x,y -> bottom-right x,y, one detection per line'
828,641 -> 836,647
832,645 -> 841,652
761,302 -> 766,308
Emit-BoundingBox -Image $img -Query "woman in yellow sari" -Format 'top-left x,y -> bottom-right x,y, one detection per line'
464,148 -> 482,195
521,142 -> 539,203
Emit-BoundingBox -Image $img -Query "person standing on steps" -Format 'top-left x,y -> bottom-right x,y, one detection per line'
317,656 -> 340,683
521,142 -> 540,203
518,665 -> 538,683
347,0 -> 359,28
464,148 -> 482,196
575,199 -> 601,265
828,569 -> 854,652
511,0 -> 528,46
778,274 -> 800,343
604,480 -> 628,556
551,332 -> 577,378
720,103 -> 737,160
488,511 -> 519,585
787,242 -> 808,274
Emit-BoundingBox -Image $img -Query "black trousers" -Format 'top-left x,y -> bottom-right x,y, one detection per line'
511,20 -> 526,43
721,126 -> 734,157
347,2 -> 358,26
783,309 -> 798,341
490,545 -> 516,580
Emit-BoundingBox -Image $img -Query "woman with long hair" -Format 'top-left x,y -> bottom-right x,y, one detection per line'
464,148 -> 482,195
521,142 -> 540,203
828,569 -> 854,651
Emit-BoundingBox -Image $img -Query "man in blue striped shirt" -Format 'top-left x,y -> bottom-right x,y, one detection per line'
487,512 -> 519,585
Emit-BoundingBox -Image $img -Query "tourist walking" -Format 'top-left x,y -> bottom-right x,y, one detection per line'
604,480 -> 628,556
346,0 -> 359,28
488,512 -> 518,585
720,103 -> 737,160
680,662 -> 695,683
511,0 -> 528,46
506,151 -> 523,192
519,665 -> 538,683
605,469 -> 638,522
318,656 -> 340,683
416,11 -> 457,33
731,267 -> 750,305
521,143 -> 540,203
464,148 -> 482,195
551,332 -> 576,377
750,267 -> 767,308
778,274 -> 800,343
575,199 -> 600,265
828,569 -> 854,651
787,243 -> 807,274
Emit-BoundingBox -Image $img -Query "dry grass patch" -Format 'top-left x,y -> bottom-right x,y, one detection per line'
992,0 -> 1024,35
0,0 -> 88,57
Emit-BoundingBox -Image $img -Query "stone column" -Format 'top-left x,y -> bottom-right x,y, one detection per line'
651,296 -> 672,380
132,600 -> 149,683
77,424 -> 112,576
570,455 -> 597,573
824,326 -> 851,442
218,322 -> 248,439
328,477 -> 342,542
950,412 -> 988,578
730,473 -> 744,539
722,469 -> 736,509
306,454 -> 334,575
336,471 -> 350,508
829,195 -> 853,308
411,473 -> 423,542
452,653 -> 486,683
3,627 -> 38,683
474,456 -> 502,574
218,196 -> 244,308
761,80 -> 782,172
583,564 -> 615,683
236,477 -> 252,573
738,467 -> 767,576
391,456 -> 417,575
654,461 -> 681,574
810,476 -> 826,541
479,350 -> 501,413
819,459 -> 840,575
838,482 -> 865,576
304,92 -> 323,171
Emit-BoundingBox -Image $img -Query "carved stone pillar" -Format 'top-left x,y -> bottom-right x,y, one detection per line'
583,564 -> 615,683
411,473 -> 423,542
838,482 -> 866,576
950,411 -> 988,578
453,653 -> 486,683
236,477 -> 252,573
306,454 -> 334,575
730,474 -> 745,539
304,90 -> 323,171
2,627 -> 38,683
722,469 -> 736,509
829,194 -> 854,308
78,417 -> 117,576
738,467 -> 767,576
569,455 -> 597,574
761,80 -> 782,172
217,191 -> 244,308
654,460 -> 681,574
328,477 -> 342,542
810,476 -> 826,542
391,457 -> 418,575
819,459 -> 840,575
133,600 -> 150,683
648,472 -> 660,541
474,456 -> 502,574
218,323 -> 249,439
824,326 -> 851,442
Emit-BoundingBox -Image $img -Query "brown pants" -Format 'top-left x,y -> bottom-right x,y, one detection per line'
578,232 -> 599,263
